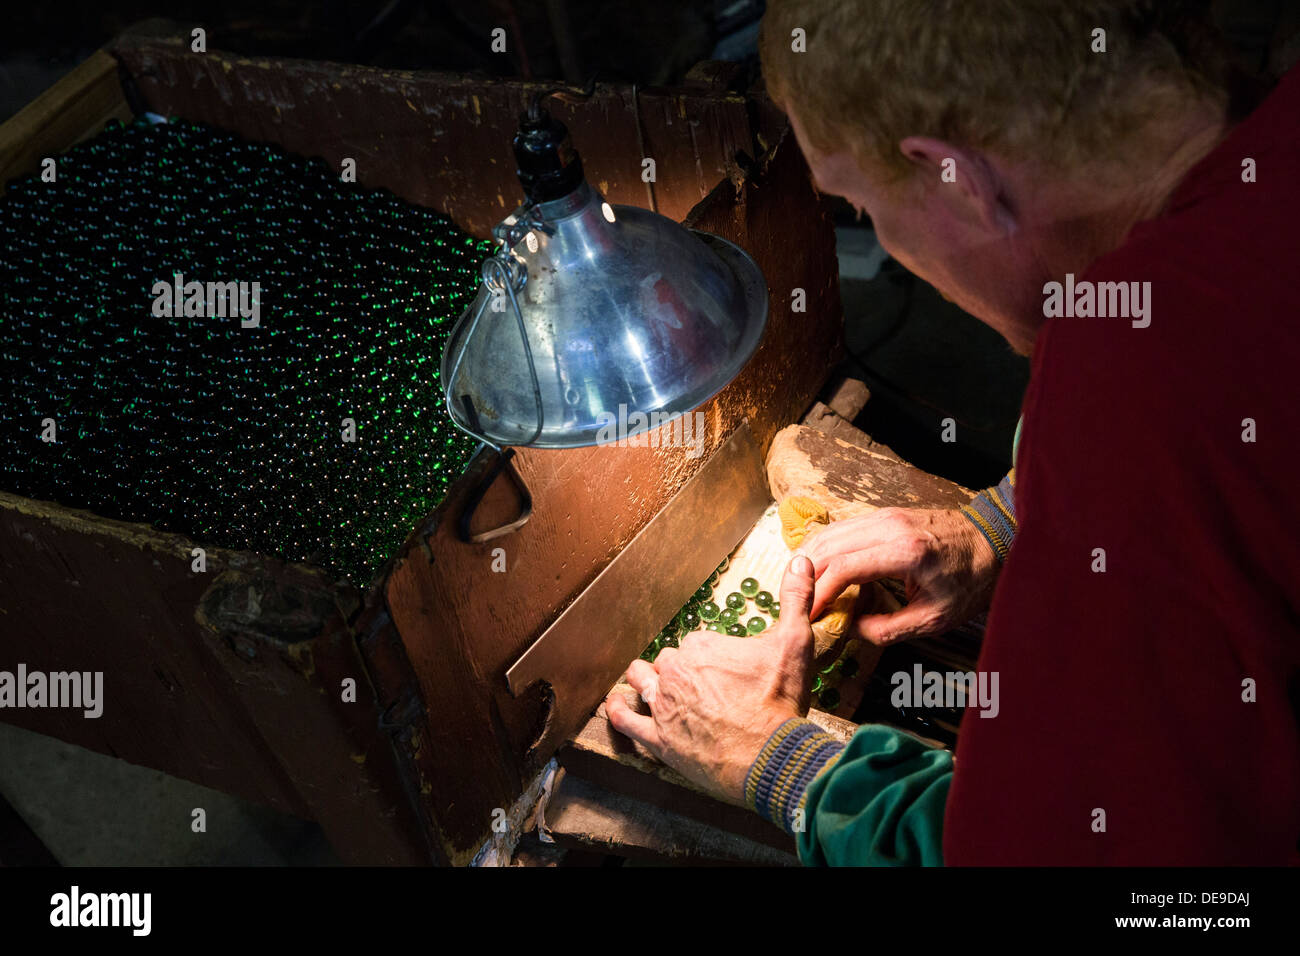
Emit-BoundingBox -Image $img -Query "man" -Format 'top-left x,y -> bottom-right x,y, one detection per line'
606,0 -> 1300,864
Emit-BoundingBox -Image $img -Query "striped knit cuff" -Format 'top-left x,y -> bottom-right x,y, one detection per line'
960,470 -> 1017,562
745,718 -> 845,834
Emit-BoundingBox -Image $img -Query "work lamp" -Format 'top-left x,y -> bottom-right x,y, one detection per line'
440,90 -> 769,452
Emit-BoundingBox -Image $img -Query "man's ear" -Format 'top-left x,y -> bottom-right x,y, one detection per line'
898,136 -> 1017,235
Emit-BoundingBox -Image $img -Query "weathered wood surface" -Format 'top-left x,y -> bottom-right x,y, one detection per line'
544,768 -> 798,866
113,29 -> 761,239
801,378 -> 902,462
0,492 -> 430,864
382,128 -> 842,864
0,49 -> 132,193
767,424 -> 975,521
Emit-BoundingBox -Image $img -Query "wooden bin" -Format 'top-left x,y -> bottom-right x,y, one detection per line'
0,24 -> 844,864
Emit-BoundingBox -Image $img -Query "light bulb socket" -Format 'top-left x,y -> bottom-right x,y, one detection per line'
513,108 -> 585,203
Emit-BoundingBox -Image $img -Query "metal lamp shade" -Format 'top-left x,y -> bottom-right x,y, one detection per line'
440,183 -> 768,448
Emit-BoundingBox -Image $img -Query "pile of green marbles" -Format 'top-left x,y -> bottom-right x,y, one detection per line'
641,555 -> 780,659
640,555 -> 861,712
0,117 -> 491,584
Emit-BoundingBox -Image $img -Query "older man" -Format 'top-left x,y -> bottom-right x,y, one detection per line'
606,0 -> 1300,864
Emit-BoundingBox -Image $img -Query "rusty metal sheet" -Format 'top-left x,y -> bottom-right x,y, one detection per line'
506,423 -> 768,706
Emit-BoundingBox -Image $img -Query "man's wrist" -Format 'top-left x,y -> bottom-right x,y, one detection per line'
744,717 -> 845,833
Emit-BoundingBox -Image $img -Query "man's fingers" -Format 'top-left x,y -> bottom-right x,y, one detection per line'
605,692 -> 663,756
800,511 -> 898,570
779,554 -> 816,622
854,599 -> 946,645
810,547 -> 913,619
624,658 -> 660,704
800,520 -> 868,570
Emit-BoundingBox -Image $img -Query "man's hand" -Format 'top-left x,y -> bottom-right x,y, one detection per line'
803,507 -> 999,645
605,555 -> 818,804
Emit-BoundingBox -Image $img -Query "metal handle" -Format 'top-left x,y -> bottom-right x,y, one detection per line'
457,444 -> 533,544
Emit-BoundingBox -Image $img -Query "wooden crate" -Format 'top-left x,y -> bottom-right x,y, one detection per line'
0,23 -> 842,864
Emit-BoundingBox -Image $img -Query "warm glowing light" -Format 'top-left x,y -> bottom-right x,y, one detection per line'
601,202 -> 616,223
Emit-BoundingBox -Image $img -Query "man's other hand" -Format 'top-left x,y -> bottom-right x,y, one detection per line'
804,507 -> 998,645
605,555 -> 818,804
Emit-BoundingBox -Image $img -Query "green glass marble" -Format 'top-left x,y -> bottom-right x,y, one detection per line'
706,622 -> 724,632
754,590 -> 774,610
740,577 -> 759,597
719,607 -> 739,626
699,601 -> 720,621
746,616 -> 766,634
819,687 -> 841,710
811,676 -> 824,694
693,583 -> 712,603
725,623 -> 747,637
725,592 -> 745,611
716,556 -> 730,574
707,570 -> 720,587
679,608 -> 701,631
770,601 -> 781,619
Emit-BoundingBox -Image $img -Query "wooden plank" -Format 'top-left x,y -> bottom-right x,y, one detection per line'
112,29 -> 758,239
382,128 -> 843,864
0,50 -> 131,193
544,769 -> 799,866
803,399 -> 903,462
767,424 -> 975,520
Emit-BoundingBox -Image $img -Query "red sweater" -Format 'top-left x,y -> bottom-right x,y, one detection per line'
945,68 -> 1300,865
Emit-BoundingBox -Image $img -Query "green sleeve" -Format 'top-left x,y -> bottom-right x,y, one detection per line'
744,718 -> 952,866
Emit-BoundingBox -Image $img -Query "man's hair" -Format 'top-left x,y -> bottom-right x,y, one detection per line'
759,0 -> 1230,179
